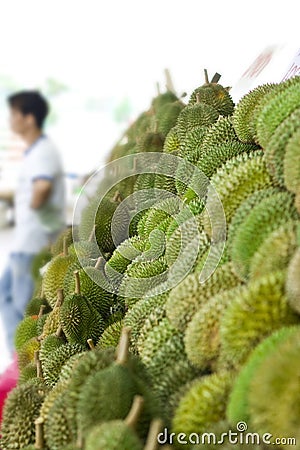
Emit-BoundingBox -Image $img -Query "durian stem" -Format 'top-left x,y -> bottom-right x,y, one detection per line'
88,224 -> 96,242
76,430 -> 84,449
34,351 -> 44,380
55,325 -> 63,338
144,418 -> 164,450
124,395 -> 144,430
74,270 -> 81,295
38,304 -> 46,319
63,236 -> 68,257
40,283 -> 45,299
95,257 -> 104,270
164,68 -> 175,94
211,72 -> 221,83
35,417 -> 45,449
204,68 -> 209,84
132,157 -> 137,171
156,81 -> 160,96
116,326 -> 131,366
87,339 -> 95,350
55,288 -> 64,308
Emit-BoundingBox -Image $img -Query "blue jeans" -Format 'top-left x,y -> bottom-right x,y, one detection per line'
0,253 -> 36,354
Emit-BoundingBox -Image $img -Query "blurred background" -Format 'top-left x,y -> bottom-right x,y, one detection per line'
0,0 -> 299,370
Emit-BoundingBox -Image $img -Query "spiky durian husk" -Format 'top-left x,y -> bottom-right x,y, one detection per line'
24,295 -> 52,317
57,351 -> 86,385
156,100 -> 185,136
165,262 -> 240,332
172,371 -> 234,437
229,190 -> 298,280
284,126 -> 300,194
249,220 -> 298,280
263,108 -> 300,188
0,379 -> 49,450
97,319 -> 124,349
255,76 -> 300,148
17,337 -> 40,370
248,328 -> 300,444
137,317 -> 176,364
123,292 -> 168,353
43,253 -> 76,308
151,90 -> 179,111
163,125 -> 181,154
14,316 -> 38,351
286,247 -> 300,314
137,207 -> 170,239
202,150 -> 273,238
188,83 -> 234,116
68,240 -> 100,259
179,125 -> 208,160
59,293 -> 105,347
51,226 -> 74,256
119,256 -> 168,306
39,334 -> 65,364
226,326 -> 299,425
200,116 -> 239,153
218,271 -> 299,371
184,285 -> 243,372
40,305 -> 61,339
42,342 -> 85,387
18,362 -> 37,385
85,421 -> 143,450
136,130 -> 165,153
231,83 -> 277,143
176,102 -> 219,141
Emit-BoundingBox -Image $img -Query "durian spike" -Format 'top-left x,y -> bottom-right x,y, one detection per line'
63,236 -> 69,257
124,395 -> 145,430
34,351 -> 43,380
74,270 -> 81,295
34,417 -> 45,449
211,72 -> 221,83
38,304 -> 46,320
55,288 -> 64,308
88,224 -> 96,242
87,339 -> 95,350
204,68 -> 209,84
116,326 -> 131,366
144,418 -> 164,450
164,68 -> 176,94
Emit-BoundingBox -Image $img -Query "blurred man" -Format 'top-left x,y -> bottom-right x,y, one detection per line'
0,90 -> 66,355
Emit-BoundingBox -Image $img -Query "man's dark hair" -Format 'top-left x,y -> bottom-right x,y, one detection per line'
7,90 -> 49,129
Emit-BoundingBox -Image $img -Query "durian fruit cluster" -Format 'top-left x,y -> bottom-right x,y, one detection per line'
1,72 -> 300,450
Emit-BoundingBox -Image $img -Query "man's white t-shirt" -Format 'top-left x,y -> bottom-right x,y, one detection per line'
13,135 -> 66,254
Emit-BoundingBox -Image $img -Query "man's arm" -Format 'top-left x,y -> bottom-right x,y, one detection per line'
30,179 -> 53,209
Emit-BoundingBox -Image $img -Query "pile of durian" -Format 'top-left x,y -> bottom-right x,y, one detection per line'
1,71 -> 300,450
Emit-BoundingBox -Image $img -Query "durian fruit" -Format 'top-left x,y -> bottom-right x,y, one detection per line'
184,285 -> 243,371
76,327 -> 160,439
255,75 -> 300,148
123,291 -> 168,353
31,245 -> 52,282
18,361 -> 37,384
263,107 -> 300,187
231,82 -> 278,143
179,125 -> 208,160
60,271 -> 105,347
136,127 -> 165,154
229,190 -> 298,280
163,125 -> 181,154
14,315 -> 38,352
17,336 -> 40,371
218,270 -> 299,370
41,341 -> 85,387
165,262 -> 240,332
286,247 -> 300,314
200,116 -> 240,153
42,241 -> 76,307
0,379 -> 50,449
172,371 -> 234,438
202,150 -> 273,238
156,100 -> 185,136
97,319 -> 124,349
151,90 -> 179,112
24,292 -> 52,317
85,395 -> 144,450
39,288 -> 64,340
176,99 -> 219,141
51,226 -> 74,256
249,220 -> 298,279
284,125 -> 300,195
247,327 -> 300,446
226,325 -> 299,425
188,74 -> 234,116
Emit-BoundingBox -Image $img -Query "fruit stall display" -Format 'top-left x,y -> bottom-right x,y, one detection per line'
0,72 -> 299,450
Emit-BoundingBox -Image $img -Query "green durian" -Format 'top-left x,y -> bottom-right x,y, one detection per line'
165,262 -> 240,332
24,294 -> 52,318
226,325 -> 300,425
97,319 -> 124,349
17,336 -> 40,370
188,78 -> 234,114
176,100 -> 219,141
286,247 -> 300,314
18,362 -> 37,385
14,316 -> 38,351
163,125 -> 181,154
51,226 -> 74,256
284,126 -> 300,194
151,90 -> 179,111
218,270 -> 299,370
200,116 -> 240,153
232,82 -> 277,143
156,100 -> 185,136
